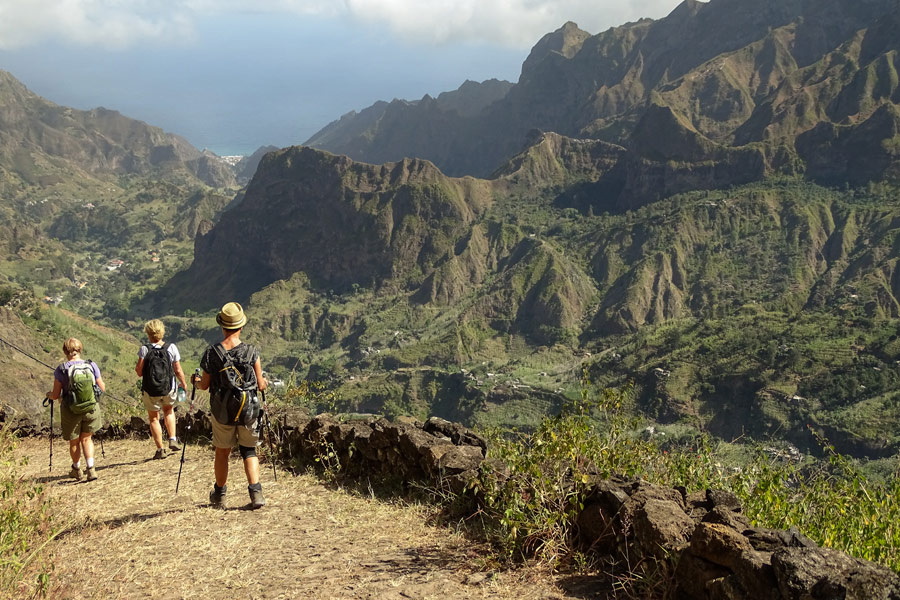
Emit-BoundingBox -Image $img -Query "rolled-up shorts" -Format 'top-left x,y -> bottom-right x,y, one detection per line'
210,415 -> 259,449
60,402 -> 102,441
142,389 -> 176,413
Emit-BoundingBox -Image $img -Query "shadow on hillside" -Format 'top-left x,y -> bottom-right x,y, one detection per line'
32,473 -> 81,485
355,546 -> 470,575
54,508 -> 189,541
556,574 -> 616,599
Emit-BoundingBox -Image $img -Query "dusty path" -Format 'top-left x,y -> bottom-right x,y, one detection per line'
17,438 -> 600,600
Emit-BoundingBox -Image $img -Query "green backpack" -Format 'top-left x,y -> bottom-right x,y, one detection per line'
64,361 -> 98,415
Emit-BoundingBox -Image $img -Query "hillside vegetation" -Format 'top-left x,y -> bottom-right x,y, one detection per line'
1,0 -> 900,467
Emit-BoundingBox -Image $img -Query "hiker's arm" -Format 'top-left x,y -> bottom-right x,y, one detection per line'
135,357 -> 143,377
95,375 -> 106,393
48,378 -> 62,401
254,358 -> 268,391
173,361 -> 187,389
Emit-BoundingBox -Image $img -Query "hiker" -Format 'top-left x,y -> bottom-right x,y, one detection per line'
47,338 -> 106,482
193,302 -> 268,509
136,319 -> 188,459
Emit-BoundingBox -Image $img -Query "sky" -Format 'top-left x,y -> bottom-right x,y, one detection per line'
0,0 -> 682,157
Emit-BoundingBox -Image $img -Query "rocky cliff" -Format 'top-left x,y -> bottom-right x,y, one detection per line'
305,0 -> 900,187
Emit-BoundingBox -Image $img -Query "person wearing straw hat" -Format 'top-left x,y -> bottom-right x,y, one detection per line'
193,302 -> 268,509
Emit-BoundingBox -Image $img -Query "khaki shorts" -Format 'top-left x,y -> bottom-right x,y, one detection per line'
59,402 -> 102,441
210,415 -> 259,449
142,389 -> 176,413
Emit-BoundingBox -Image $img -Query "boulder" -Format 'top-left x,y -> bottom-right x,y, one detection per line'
633,498 -> 695,557
437,445 -> 485,474
701,506 -> 752,531
745,526 -> 817,552
423,416 -> 487,451
690,522 -> 752,570
676,553 -> 732,599
772,546 -> 900,600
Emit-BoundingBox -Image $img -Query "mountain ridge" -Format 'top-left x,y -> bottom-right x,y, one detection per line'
0,70 -> 236,189
304,0 -> 900,186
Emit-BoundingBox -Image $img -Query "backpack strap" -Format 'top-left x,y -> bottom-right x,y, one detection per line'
213,342 -> 228,365
212,342 -> 232,384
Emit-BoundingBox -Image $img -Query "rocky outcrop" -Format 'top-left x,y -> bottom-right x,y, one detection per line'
270,411 -> 900,600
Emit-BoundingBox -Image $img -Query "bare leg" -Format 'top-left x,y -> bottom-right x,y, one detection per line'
243,456 -> 260,486
148,410 -> 163,449
80,433 -> 94,461
214,447 -> 231,487
69,438 -> 81,465
162,405 -> 177,439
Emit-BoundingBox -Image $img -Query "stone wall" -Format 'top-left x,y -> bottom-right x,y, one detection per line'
70,409 -> 900,599
268,411 -> 900,600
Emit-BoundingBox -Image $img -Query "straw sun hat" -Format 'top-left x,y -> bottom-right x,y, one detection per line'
216,302 -> 247,329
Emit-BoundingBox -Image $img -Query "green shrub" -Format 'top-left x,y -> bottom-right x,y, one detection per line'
0,426 -> 56,597
468,381 -> 900,575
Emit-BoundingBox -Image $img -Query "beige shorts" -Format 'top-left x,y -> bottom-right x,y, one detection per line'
142,389 -> 176,413
210,415 -> 260,449
59,402 -> 102,441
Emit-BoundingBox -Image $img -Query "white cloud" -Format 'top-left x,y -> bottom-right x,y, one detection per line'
0,1 -> 196,49
340,0 -> 680,46
0,0 -> 682,50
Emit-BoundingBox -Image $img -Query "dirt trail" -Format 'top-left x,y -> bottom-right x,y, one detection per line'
18,438 -> 597,600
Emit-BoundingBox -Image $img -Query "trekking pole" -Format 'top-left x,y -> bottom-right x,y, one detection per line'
261,390 -> 277,482
43,397 -> 53,473
176,369 -> 200,493
94,385 -> 105,458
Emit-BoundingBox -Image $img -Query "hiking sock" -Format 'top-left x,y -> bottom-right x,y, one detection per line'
169,437 -> 177,443
248,482 -> 262,492
86,458 -> 94,468
73,462 -> 81,469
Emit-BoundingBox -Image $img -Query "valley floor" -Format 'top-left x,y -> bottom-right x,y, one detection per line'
16,438 -> 598,599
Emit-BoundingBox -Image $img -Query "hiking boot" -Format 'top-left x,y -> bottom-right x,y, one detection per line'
168,438 -> 181,451
152,448 -> 167,460
85,467 -> 98,481
69,466 -> 83,481
249,486 -> 265,510
209,484 -> 227,508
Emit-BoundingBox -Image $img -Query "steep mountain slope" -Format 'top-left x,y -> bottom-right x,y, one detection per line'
0,70 -> 240,326
0,70 -> 235,189
305,0 -> 900,185
306,78 -> 514,173
159,133 -> 900,456
161,146 -> 494,307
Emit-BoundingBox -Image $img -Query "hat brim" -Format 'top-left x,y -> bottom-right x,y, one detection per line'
216,314 -> 247,329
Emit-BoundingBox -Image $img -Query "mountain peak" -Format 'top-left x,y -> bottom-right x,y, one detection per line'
520,21 -> 591,81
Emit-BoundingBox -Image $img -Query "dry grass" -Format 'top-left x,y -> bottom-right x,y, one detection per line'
15,438 -> 588,600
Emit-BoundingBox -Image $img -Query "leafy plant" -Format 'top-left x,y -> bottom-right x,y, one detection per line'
0,426 -> 57,598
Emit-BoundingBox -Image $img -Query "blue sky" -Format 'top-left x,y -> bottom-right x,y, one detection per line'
0,1 -> 681,156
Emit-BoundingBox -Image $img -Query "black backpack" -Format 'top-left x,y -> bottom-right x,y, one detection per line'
142,342 -> 174,396
209,343 -> 260,427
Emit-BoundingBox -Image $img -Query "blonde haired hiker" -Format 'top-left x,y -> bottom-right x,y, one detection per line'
136,319 -> 188,460
47,338 -> 106,481
193,302 -> 268,509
